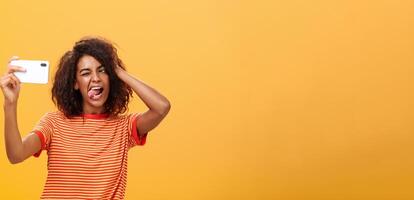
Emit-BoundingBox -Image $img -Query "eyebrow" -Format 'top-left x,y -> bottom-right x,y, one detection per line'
79,65 -> 103,73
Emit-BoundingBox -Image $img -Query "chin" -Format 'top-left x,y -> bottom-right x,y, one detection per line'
89,101 -> 106,108
84,95 -> 109,112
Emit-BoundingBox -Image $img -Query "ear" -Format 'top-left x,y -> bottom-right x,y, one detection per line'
74,82 -> 79,90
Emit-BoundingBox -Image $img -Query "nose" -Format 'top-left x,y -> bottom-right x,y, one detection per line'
91,71 -> 101,82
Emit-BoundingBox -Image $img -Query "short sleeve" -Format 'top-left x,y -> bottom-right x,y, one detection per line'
128,113 -> 148,149
32,113 -> 55,157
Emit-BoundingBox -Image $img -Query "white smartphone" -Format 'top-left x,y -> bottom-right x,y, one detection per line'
10,60 -> 49,84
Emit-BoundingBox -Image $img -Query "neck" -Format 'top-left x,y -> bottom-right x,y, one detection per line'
82,106 -> 105,115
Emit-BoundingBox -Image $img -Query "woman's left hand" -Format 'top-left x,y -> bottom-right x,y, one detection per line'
115,66 -> 126,79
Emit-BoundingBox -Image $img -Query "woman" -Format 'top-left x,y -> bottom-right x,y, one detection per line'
1,37 -> 171,199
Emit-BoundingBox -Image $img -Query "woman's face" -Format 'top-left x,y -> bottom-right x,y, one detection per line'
74,55 -> 110,114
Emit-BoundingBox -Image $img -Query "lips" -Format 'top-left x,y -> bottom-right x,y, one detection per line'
88,86 -> 103,100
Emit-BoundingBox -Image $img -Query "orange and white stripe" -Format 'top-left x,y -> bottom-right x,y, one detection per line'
32,111 -> 147,199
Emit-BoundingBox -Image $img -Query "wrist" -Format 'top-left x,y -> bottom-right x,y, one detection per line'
3,100 -> 17,109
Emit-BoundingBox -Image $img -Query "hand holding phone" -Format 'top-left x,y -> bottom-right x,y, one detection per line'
10,60 -> 49,84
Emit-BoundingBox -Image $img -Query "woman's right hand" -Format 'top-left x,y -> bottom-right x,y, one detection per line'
1,56 -> 26,106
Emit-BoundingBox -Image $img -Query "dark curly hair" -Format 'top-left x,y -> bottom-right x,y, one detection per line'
52,37 -> 132,118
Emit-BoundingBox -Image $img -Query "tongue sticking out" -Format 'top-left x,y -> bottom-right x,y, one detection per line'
88,89 -> 101,100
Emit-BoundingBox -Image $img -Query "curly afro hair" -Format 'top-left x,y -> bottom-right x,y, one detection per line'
52,37 -> 132,118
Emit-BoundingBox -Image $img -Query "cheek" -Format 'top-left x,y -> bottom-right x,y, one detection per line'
103,75 -> 110,87
76,78 -> 89,92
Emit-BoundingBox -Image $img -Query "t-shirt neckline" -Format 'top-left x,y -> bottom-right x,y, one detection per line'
80,113 -> 110,119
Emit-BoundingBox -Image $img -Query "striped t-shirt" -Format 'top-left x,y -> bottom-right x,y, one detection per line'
32,111 -> 147,199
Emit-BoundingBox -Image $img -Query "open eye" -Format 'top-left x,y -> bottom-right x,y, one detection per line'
98,67 -> 106,73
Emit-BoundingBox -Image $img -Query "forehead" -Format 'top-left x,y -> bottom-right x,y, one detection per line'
76,55 -> 102,70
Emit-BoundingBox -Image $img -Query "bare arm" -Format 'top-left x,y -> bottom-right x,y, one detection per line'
4,105 -> 41,164
116,67 -> 171,136
2,56 -> 41,164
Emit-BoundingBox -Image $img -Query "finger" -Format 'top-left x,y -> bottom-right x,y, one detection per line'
9,75 -> 19,87
7,65 -> 26,74
1,77 -> 13,89
11,75 -> 20,86
0,76 -> 11,88
0,74 -> 9,82
9,79 -> 15,88
8,56 -> 19,63
10,74 -> 21,85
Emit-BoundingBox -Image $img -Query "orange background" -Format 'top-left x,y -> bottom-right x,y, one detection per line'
1,0 -> 414,199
